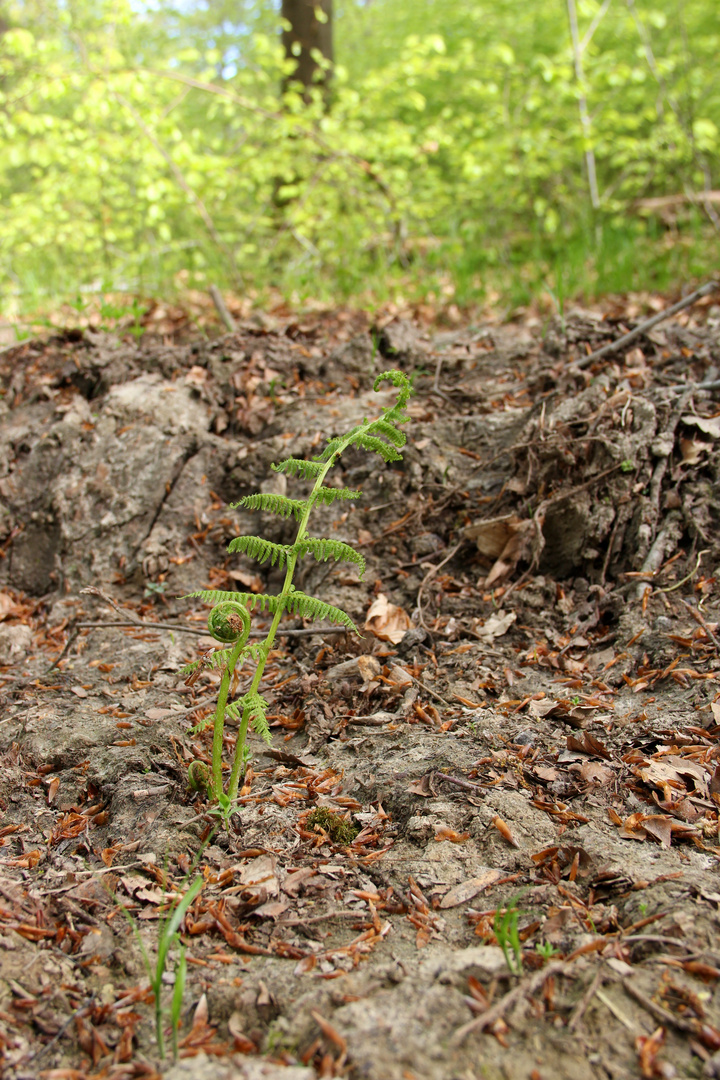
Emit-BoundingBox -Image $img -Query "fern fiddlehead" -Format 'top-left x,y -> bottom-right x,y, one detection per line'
184,369 -> 412,820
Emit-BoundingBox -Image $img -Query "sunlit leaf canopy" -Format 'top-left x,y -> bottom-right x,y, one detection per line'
1,0 -> 718,310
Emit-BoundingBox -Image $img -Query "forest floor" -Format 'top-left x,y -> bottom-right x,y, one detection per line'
1,287 -> 720,1080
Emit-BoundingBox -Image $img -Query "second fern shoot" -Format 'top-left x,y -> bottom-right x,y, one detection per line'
183,369 -> 412,818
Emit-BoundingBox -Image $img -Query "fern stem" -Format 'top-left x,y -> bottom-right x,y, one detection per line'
211,621 -> 250,800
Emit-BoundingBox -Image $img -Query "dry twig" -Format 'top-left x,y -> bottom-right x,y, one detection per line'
570,280 -> 718,370
453,959 -> 571,1044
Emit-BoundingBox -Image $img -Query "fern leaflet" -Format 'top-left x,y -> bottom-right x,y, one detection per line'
295,538 -> 365,578
183,589 -> 243,606
365,417 -> 407,448
184,588 -> 287,615
285,588 -> 359,633
314,432 -> 357,463
180,647 -> 234,676
354,433 -> 404,462
375,369 -> 412,413
271,458 -> 324,480
311,486 -> 361,507
181,641 -> 265,677
233,592 -> 286,615
228,535 -> 291,566
231,493 -> 307,520
226,692 -> 272,745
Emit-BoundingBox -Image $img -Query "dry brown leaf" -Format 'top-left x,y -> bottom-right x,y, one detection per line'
484,523 -> 533,587
364,593 -> 411,644
227,1011 -> 257,1053
680,436 -> 707,464
186,992 -> 209,1037
252,900 -> 290,919
682,414 -> 720,438
311,1009 -> 347,1053
282,867 -> 319,896
476,610 -> 517,642
407,774 -> 434,797
636,1025 -> 667,1077
434,827 -> 470,843
534,765 -> 560,782
528,699 -> 556,719
0,593 -> 21,621
439,870 -> 503,909
638,815 -> 673,848
491,815 -> 519,848
579,761 -> 614,785
228,568 -> 264,592
294,955 -> 317,975
618,812 -> 650,840
462,514 -> 525,559
710,765 -> 720,796
238,854 -> 279,900
639,756 -> 709,797
567,732 -> 611,758
356,655 -> 382,683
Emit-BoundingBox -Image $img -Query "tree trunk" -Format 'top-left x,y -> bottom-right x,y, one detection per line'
281,0 -> 333,103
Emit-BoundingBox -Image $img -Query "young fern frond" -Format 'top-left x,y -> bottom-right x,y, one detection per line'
311,486 -> 361,507
285,588 -> 359,633
232,494 -> 307,520
295,538 -> 366,578
271,458 -> 324,480
226,692 -> 272,745
183,368 -> 412,820
228,535 -> 291,566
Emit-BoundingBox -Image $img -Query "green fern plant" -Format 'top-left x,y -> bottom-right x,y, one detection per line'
184,370 -> 412,820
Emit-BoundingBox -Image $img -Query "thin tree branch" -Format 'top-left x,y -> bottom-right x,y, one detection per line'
111,89 -> 240,285
579,0 -> 613,54
566,0 -> 600,210
570,280 -> 718,369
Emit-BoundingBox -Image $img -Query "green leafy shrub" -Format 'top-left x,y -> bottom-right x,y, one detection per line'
183,369 -> 412,822
1,1 -> 718,309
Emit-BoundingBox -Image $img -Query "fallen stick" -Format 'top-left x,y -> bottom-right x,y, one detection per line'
44,619 -> 349,672
570,280 -> 718,371
622,978 -> 700,1035
209,284 -> 237,332
452,958 -> 571,1044
568,966 -> 606,1031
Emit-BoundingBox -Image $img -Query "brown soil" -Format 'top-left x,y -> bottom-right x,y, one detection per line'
1,293 -> 720,1080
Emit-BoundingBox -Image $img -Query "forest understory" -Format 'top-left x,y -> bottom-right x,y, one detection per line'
1,287 -> 720,1080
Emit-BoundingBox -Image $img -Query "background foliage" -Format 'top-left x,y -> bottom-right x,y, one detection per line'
1,0 -> 718,313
